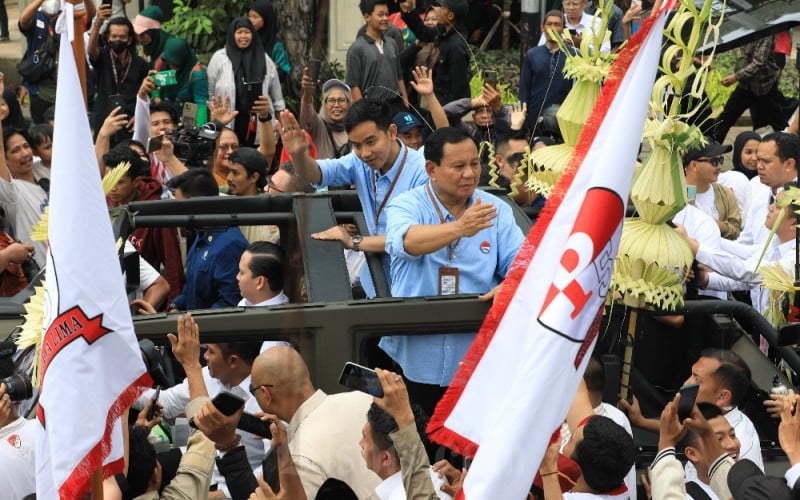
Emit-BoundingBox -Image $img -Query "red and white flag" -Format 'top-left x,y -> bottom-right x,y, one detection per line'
427,4 -> 675,498
35,6 -> 150,498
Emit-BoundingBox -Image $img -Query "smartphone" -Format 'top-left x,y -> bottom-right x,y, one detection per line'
262,450 -> 281,494
102,0 -> 112,6
308,58 -> 321,82
146,386 -> 161,421
244,80 -> 263,108
182,102 -> 199,129
339,362 -> 384,397
212,391 -> 246,415
677,383 -> 699,421
482,70 -> 498,87
146,134 -> 165,154
237,412 -> 273,439
569,29 -> 579,38
152,69 -> 178,87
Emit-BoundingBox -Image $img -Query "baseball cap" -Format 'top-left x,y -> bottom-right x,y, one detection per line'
682,137 -> 732,166
393,112 -> 423,133
322,79 -> 351,95
228,147 -> 267,178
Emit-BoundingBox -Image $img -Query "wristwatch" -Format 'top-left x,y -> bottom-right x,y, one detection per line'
258,111 -> 272,122
351,234 -> 363,252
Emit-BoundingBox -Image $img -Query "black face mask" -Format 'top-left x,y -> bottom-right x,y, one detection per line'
108,40 -> 128,54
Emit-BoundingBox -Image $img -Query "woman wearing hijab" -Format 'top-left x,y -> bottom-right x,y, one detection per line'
1,91 -> 29,130
246,0 -> 291,78
156,38 -> 209,126
132,6 -> 174,70
298,72 -> 351,160
718,131 -> 761,219
208,17 -> 284,147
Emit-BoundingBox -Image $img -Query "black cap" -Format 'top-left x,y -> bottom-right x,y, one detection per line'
727,459 -> 795,500
682,137 -> 732,166
228,147 -> 268,178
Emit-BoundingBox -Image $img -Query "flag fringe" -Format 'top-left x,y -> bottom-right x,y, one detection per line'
58,372 -> 151,498
427,9 -> 664,454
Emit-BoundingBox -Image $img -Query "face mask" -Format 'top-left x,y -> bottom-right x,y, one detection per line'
42,0 -> 60,16
108,40 -> 128,54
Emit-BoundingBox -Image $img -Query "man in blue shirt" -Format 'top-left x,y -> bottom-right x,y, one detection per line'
519,10 -> 573,132
167,169 -> 247,311
277,99 -> 429,295
382,127 -> 525,416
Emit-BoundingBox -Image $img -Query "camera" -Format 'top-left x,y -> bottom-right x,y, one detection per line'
1,373 -> 33,402
168,124 -> 221,168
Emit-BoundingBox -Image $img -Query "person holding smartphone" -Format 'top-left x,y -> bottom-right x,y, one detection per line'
208,17 -> 285,147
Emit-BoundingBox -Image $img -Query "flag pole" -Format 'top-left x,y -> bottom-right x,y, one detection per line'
67,0 -> 88,108
619,309 -> 638,401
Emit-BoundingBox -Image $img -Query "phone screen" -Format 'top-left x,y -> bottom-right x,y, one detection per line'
244,81 -> 262,108
308,59 -> 321,82
182,102 -> 198,129
262,451 -> 280,493
677,383 -> 699,421
338,362 -> 384,397
483,70 -> 498,87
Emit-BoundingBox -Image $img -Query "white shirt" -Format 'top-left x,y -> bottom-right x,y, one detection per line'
673,204 -> 726,300
0,176 -> 48,267
135,367 -> 268,496
236,292 -> 292,353
694,189 -> 719,221
374,469 -> 452,500
737,177 -> 773,247
717,171 -> 750,224
237,291 -> 289,307
724,407 -> 764,470
0,417 -> 37,499
687,479 -> 720,500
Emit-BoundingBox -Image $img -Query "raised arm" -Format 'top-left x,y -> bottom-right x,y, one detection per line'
253,95 -> 276,164
276,111 -> 323,184
88,3 -> 112,62
19,0 -> 44,33
410,66 -> 448,130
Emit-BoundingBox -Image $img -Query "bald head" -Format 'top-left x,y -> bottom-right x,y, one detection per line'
253,345 -> 313,395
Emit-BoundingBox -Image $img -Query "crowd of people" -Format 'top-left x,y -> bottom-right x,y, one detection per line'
0,0 -> 798,498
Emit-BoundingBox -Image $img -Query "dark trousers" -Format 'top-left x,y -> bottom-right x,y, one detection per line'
710,83 -> 787,143
0,1 -> 7,38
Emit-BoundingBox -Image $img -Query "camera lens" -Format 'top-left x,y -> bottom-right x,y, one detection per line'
1,373 -> 33,402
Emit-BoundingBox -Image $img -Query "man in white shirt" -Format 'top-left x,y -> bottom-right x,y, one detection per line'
237,241 -> 289,307
360,400 -> 451,499
134,340 -> 267,497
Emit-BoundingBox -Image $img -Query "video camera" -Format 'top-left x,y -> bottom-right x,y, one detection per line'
167,123 -> 221,169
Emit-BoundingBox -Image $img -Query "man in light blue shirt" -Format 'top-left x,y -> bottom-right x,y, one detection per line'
382,127 -> 525,415
277,99 -> 429,295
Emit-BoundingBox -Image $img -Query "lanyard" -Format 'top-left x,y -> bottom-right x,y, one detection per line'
110,52 -> 131,93
372,143 -> 408,229
426,183 -> 460,263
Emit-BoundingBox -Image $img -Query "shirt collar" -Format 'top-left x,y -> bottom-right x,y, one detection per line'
377,140 -> 407,182
239,291 -> 289,307
374,471 -> 403,499
288,389 -> 327,438
426,180 -> 477,220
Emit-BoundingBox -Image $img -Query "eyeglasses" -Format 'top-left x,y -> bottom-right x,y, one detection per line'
562,0 -> 584,5
325,98 -> 348,106
249,383 -> 274,396
219,143 -> 239,152
266,181 -> 284,193
696,157 -> 724,167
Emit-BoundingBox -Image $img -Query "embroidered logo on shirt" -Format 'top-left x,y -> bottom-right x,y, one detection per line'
480,241 -> 491,254
6,434 -> 21,449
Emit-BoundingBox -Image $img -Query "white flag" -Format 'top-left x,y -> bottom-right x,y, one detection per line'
35,6 -> 150,498
427,4 -> 675,498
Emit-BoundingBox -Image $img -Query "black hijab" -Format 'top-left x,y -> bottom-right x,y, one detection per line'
732,131 -> 761,179
2,91 -> 27,130
225,18 -> 266,85
247,0 -> 278,57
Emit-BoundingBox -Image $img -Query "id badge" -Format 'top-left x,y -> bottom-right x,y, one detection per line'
439,267 -> 459,296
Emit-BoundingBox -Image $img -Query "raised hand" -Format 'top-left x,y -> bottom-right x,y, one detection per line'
276,111 -> 310,157
410,66 -> 434,96
455,196 -> 496,237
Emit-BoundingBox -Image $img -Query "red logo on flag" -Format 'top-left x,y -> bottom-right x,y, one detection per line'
537,187 -> 624,367
40,306 -> 111,385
